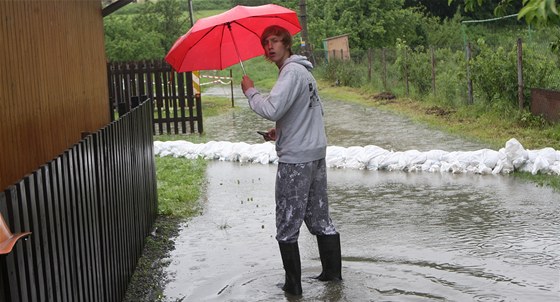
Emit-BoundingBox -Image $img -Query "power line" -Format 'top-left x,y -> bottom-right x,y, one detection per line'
461,14 -> 518,24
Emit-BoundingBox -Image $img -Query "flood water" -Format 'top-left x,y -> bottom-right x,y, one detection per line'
162,87 -> 560,301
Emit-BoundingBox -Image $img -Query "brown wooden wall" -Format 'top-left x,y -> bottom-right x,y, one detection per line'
0,0 -> 110,190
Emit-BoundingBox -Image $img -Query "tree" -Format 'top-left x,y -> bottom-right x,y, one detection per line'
306,0 -> 431,50
104,15 -> 166,61
144,0 -> 189,52
449,0 -> 559,26
404,0 -> 459,19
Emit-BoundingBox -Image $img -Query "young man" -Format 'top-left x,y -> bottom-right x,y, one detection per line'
241,25 -> 342,296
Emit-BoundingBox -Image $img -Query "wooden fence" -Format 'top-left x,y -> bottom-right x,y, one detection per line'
107,60 -> 203,135
0,99 -> 158,302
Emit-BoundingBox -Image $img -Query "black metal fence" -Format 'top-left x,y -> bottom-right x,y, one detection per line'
0,99 -> 158,302
107,60 -> 203,135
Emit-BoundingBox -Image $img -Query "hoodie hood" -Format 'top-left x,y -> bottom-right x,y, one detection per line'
281,55 -> 313,72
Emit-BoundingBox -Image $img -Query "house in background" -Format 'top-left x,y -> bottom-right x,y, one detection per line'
323,34 -> 351,62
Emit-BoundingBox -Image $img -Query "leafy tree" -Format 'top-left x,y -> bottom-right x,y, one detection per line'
449,0 -> 559,25
104,0 -> 191,61
230,0 -> 270,6
143,0 -> 190,52
193,0 -> 231,10
306,0 -> 431,50
104,15 -> 166,61
404,0 -> 459,19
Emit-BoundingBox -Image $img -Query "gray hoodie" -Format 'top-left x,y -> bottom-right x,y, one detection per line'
244,55 -> 327,164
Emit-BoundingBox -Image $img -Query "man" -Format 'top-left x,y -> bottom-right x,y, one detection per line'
241,25 -> 342,296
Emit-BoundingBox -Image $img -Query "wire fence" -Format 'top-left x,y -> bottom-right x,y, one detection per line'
312,36 -> 560,112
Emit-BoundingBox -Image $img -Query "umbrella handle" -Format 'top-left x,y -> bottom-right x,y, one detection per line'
227,22 -> 247,75
239,60 -> 246,76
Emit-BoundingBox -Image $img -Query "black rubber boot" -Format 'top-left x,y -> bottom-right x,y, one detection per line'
278,241 -> 303,296
316,233 -> 342,281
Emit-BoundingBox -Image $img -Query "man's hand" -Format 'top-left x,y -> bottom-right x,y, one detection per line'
241,75 -> 254,94
266,128 -> 276,141
257,128 -> 276,141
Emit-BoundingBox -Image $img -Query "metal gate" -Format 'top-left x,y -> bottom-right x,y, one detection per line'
107,60 -> 203,134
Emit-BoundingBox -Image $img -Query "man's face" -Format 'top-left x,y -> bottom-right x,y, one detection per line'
262,34 -> 289,65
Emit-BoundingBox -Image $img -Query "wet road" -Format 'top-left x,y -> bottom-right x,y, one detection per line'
162,87 -> 560,301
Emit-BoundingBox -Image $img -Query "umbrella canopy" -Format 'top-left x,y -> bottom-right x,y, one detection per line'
165,4 -> 301,73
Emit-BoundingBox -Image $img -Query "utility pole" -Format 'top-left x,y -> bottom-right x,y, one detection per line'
188,0 -> 195,26
298,0 -> 314,65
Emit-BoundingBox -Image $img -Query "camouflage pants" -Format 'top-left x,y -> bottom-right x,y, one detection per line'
275,158 -> 337,243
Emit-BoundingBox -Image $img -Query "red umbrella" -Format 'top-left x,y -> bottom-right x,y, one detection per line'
165,4 -> 301,74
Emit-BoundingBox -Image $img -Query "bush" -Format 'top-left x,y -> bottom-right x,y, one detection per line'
434,48 -> 467,105
470,38 -> 560,108
514,109 -> 549,128
317,59 -> 365,88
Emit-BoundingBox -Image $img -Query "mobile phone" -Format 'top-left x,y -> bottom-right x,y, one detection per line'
257,131 -> 268,137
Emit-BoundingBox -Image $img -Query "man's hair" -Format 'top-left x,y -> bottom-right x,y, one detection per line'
260,25 -> 293,55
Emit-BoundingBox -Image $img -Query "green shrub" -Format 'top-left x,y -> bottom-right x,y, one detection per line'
434,48 -> 467,105
317,59 -> 365,88
470,39 -> 517,105
470,38 -> 560,108
514,109 -> 549,128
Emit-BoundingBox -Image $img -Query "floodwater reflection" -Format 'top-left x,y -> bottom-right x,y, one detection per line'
162,90 -> 560,301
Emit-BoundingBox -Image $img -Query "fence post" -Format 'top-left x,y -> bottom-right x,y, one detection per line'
431,47 -> 436,95
466,42 -> 473,105
517,37 -> 524,110
195,94 -> 203,134
404,48 -> 409,96
230,69 -> 235,108
382,48 -> 387,91
107,62 -> 115,122
368,48 -> 372,82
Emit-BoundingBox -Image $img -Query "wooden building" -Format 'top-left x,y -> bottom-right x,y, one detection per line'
323,34 -> 351,61
1,0 -> 110,190
0,1 -> 156,301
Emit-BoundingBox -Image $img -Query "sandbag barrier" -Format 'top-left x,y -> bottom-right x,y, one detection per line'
153,138 -> 560,176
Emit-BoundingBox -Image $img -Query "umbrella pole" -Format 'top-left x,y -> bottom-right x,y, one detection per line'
227,23 -> 247,75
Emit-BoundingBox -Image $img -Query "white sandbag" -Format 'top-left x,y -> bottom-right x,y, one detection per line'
424,149 -> 449,161
326,146 -> 348,168
365,146 -> 391,170
199,141 -> 220,159
235,142 -> 253,163
548,162 -> 560,175
379,151 -> 402,170
532,156 -> 549,175
245,143 -> 275,164
344,146 -> 367,169
477,149 -> 500,168
504,138 -> 528,169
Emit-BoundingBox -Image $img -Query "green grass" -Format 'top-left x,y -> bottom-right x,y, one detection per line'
194,9 -> 225,19
226,55 -> 279,89
201,95 -> 239,116
153,93 -> 236,215
155,156 -> 207,217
